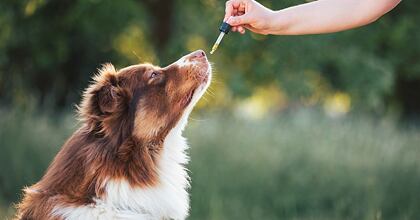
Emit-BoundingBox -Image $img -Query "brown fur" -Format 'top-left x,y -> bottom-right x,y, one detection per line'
15,52 -> 209,219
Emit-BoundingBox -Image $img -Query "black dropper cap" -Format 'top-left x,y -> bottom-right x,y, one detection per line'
219,22 -> 231,34
210,22 -> 232,54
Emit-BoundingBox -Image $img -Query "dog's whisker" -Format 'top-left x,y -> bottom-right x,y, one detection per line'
201,96 -> 210,102
206,88 -> 217,97
204,91 -> 215,98
206,87 -> 216,94
188,117 -> 208,122
132,51 -> 142,62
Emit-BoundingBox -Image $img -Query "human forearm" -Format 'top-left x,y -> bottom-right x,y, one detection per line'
268,0 -> 401,35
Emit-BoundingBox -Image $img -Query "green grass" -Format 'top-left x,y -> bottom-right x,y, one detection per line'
0,108 -> 75,215
187,111 -> 420,220
1,108 -> 419,219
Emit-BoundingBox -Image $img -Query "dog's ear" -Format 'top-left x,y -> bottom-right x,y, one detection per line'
96,79 -> 118,114
93,64 -> 120,115
78,63 -> 122,119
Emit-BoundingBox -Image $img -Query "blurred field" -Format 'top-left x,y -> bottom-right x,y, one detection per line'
1,108 -> 419,219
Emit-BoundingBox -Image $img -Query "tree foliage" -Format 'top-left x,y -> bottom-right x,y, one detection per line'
0,0 -> 419,117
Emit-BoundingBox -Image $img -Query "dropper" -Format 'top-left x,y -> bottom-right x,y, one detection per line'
210,22 -> 231,54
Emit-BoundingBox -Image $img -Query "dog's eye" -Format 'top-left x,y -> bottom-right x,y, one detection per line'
147,71 -> 164,85
150,72 -> 158,79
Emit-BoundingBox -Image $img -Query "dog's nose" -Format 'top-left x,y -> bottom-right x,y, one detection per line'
190,50 -> 206,59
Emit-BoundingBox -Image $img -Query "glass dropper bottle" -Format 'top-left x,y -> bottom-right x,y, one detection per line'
210,22 -> 231,54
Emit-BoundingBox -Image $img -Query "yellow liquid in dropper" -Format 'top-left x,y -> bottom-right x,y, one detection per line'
210,43 -> 219,54
210,32 -> 225,54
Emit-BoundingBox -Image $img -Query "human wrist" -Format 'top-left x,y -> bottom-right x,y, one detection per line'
267,9 -> 292,35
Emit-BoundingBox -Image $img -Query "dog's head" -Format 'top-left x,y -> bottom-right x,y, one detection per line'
78,50 -> 211,144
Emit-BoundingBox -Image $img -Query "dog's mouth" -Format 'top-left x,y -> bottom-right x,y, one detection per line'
176,50 -> 212,109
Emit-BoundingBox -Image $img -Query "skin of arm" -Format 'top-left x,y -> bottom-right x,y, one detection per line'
225,0 -> 401,35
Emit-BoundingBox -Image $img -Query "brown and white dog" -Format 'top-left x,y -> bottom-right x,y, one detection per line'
15,50 -> 211,220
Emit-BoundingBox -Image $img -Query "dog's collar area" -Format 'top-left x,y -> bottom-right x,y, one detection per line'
93,198 -> 153,218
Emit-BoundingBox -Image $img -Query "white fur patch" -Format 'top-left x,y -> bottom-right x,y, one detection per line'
53,61 -> 211,220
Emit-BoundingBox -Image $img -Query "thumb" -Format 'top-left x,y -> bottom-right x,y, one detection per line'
227,14 -> 250,26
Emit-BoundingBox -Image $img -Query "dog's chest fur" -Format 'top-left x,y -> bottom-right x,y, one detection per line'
54,124 -> 190,220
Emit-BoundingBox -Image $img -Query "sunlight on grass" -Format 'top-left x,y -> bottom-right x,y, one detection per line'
235,84 -> 288,119
324,92 -> 351,117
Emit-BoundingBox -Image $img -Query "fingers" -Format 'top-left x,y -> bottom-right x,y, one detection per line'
224,1 -> 233,21
224,0 -> 246,21
224,0 -> 248,34
237,26 -> 246,34
227,14 -> 250,26
231,25 -> 246,34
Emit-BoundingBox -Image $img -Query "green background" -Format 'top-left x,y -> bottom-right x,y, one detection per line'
0,0 -> 419,219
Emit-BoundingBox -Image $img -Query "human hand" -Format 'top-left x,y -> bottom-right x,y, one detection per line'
224,0 -> 275,35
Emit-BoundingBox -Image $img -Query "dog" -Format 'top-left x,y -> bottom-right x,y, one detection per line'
15,50 -> 211,220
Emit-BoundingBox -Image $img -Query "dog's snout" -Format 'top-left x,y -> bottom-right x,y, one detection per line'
176,50 -> 210,82
190,50 -> 206,59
